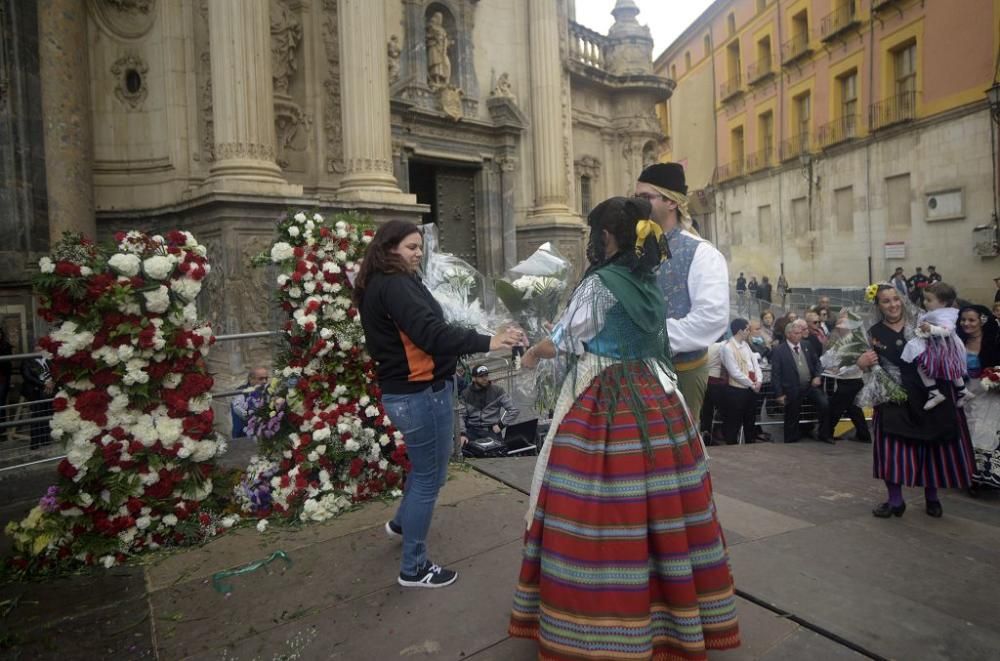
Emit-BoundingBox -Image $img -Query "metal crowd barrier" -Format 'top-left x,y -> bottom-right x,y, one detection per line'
0,331 -> 281,473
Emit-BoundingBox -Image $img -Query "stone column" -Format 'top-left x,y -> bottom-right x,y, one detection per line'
206,0 -> 299,194
527,0 -> 570,216
336,0 -> 414,204
37,0 -> 95,241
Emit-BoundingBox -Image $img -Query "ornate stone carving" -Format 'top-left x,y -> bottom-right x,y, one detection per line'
574,155 -> 601,178
270,0 -> 301,96
88,0 -> 157,39
199,50 -> 214,161
438,86 -> 464,121
387,35 -> 401,82
322,0 -> 344,173
425,11 -> 452,90
489,72 -> 516,103
216,142 -> 276,161
111,53 -> 149,110
274,98 -> 311,168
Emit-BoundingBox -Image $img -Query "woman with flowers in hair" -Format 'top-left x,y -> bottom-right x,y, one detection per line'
956,304 -> 1000,489
509,197 -> 740,660
856,284 -> 974,518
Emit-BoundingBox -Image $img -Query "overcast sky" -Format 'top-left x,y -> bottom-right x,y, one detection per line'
573,0 -> 716,58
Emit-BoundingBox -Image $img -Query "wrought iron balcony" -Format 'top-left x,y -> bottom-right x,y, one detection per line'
781,32 -> 811,65
747,58 -> 775,84
817,115 -> 859,148
869,91 -> 916,131
872,0 -> 899,11
821,3 -> 859,41
717,159 -> 746,182
720,73 -> 743,101
746,147 -> 774,173
779,133 -> 811,161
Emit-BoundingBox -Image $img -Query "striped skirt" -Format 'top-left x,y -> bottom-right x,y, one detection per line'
509,364 -> 740,660
872,405 -> 975,489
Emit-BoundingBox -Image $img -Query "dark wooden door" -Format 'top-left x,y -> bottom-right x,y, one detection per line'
434,167 -> 478,269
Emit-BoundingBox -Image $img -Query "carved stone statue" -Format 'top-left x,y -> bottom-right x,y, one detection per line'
490,72 -> 515,103
270,0 -> 302,96
387,35 -> 401,82
425,12 -> 452,90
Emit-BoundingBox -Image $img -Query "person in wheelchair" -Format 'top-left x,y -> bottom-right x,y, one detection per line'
458,365 -> 520,446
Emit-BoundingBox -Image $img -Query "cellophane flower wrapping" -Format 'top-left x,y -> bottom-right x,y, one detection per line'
496,243 -> 572,415
821,309 -> 907,408
236,211 -> 409,525
421,224 -> 500,334
6,231 -> 227,573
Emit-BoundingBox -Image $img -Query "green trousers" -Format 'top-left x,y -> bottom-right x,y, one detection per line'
676,362 -> 709,428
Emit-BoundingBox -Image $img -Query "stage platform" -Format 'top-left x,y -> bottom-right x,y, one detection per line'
2,440 -> 1000,659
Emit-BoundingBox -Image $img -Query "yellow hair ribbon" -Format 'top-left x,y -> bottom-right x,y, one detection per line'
635,219 -> 668,265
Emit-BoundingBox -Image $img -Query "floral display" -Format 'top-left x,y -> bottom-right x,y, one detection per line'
235,211 -> 409,523
495,243 -> 570,342
6,232 -> 228,572
982,366 -> 1000,392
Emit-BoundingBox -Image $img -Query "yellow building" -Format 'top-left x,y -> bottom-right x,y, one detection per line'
656,0 -> 1000,304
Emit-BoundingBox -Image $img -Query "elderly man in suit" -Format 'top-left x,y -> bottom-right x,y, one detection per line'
771,319 -> 832,444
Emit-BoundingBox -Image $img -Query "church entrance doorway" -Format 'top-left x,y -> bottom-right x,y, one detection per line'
408,160 -> 479,270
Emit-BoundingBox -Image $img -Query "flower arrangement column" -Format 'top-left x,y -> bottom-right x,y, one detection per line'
335,0 -> 416,205
37,0 -> 95,241
205,0 -> 300,195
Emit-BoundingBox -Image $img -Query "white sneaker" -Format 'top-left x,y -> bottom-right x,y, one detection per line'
924,391 -> 946,410
384,520 -> 402,540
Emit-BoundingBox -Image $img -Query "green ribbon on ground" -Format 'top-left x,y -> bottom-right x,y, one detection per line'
211,550 -> 292,594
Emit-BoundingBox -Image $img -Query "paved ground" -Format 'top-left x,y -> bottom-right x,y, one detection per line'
2,440 -> 999,659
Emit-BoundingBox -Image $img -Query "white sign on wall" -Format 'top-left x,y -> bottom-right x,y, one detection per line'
884,241 -> 906,259
925,188 -> 965,222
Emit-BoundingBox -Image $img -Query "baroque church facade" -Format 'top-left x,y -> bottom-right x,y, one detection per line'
0,0 -> 671,378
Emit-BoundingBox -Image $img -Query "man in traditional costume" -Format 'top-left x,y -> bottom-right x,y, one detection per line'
635,163 -> 730,425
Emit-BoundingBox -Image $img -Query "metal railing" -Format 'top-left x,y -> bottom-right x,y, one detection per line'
0,330 -> 281,472
717,159 -> 746,182
781,31 -> 811,64
747,57 -> 774,84
869,91 -> 916,131
779,132 -> 811,161
720,72 -> 743,101
746,147 -> 774,173
817,114 -> 859,148
568,21 -> 608,71
820,2 -> 858,41
872,0 -> 898,11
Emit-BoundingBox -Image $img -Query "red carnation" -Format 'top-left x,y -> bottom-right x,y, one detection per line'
55,261 -> 82,277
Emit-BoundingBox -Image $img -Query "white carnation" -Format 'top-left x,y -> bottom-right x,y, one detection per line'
39,257 -> 55,273
143,286 -> 171,314
108,253 -> 141,277
270,242 -> 294,263
143,255 -> 175,280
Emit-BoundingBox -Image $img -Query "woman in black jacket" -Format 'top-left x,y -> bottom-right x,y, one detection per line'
354,220 -> 521,589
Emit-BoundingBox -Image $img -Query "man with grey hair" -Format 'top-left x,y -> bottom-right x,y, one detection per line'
770,319 -> 832,444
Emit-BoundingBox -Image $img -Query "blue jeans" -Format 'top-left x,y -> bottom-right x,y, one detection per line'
382,382 -> 454,575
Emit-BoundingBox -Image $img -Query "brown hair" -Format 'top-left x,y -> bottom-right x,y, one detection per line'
924,281 -> 957,307
353,220 -> 422,305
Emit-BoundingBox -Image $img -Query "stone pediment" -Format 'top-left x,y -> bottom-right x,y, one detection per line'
486,96 -> 527,131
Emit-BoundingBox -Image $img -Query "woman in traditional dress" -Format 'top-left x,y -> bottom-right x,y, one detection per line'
857,285 -> 974,518
957,304 -> 1000,490
509,197 -> 740,660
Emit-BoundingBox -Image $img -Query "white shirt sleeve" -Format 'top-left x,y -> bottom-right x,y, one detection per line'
666,240 -> 731,353
721,341 -> 756,388
550,276 -> 612,356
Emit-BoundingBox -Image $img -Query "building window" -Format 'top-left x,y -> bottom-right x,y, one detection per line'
728,12 -> 736,36
894,41 -> 917,97
835,186 -> 854,233
580,175 -> 592,215
792,10 -> 808,46
704,34 -> 711,57
840,70 -> 858,118
757,35 -> 772,74
792,197 -> 808,236
727,40 -> 741,84
887,174 -> 912,228
731,126 -> 745,166
758,111 -> 774,161
730,211 -> 742,246
757,0 -> 767,12
795,91 -> 811,142
685,51 -> 692,70
671,64 -> 677,80
758,204 -> 772,244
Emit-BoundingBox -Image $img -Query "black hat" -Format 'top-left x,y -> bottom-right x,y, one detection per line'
638,163 -> 687,195
473,365 -> 489,376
